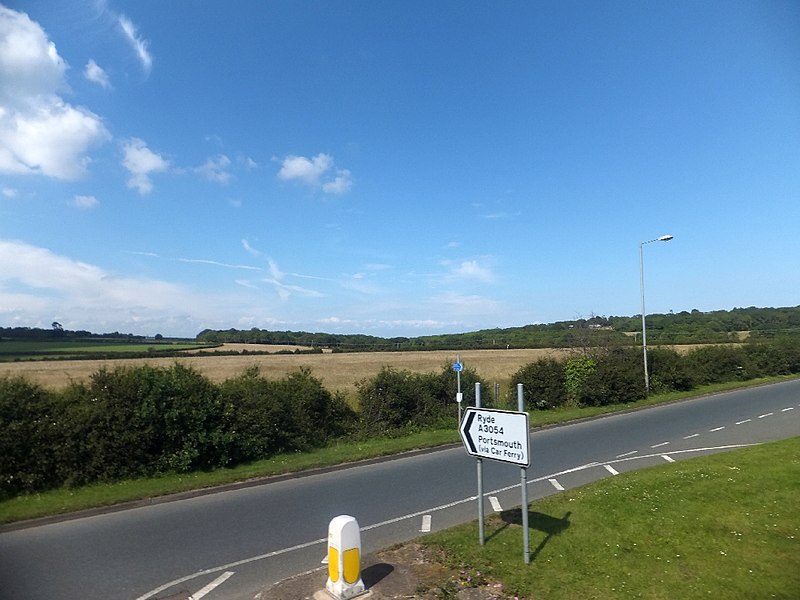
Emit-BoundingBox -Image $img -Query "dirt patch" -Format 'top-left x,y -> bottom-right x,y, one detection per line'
260,543 -> 513,600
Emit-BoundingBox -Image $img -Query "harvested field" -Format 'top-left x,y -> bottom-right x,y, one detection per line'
0,345 -> 573,398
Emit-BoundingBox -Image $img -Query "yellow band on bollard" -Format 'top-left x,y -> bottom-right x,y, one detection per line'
343,548 -> 360,584
328,546 -> 340,583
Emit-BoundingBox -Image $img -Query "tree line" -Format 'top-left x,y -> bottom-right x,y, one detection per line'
196,305 -> 800,350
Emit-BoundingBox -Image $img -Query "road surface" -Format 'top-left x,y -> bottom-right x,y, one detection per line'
1,379 -> 798,600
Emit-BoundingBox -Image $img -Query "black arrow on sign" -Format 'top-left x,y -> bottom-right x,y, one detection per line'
462,410 -> 477,453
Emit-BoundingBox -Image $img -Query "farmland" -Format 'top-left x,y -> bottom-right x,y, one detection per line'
0,344 -> 574,397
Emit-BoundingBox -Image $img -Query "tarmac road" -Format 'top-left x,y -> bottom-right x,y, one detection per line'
1,379 -> 798,600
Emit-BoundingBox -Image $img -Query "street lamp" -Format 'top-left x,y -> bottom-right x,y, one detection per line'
640,234 -> 673,394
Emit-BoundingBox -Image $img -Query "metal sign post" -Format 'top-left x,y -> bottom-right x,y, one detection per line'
459,384 -> 531,560
518,383 -> 530,564
453,356 -> 463,423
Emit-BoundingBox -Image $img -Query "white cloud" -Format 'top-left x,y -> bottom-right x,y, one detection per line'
118,15 -> 152,74
277,153 -> 353,194
0,238 -> 185,314
322,169 -> 353,195
195,154 -> 231,183
0,6 -> 110,180
453,259 -> 495,282
121,138 -> 169,194
72,194 -> 98,209
263,257 -> 323,300
241,239 -> 261,257
278,153 -> 332,184
84,59 -> 111,89
2,187 -> 17,198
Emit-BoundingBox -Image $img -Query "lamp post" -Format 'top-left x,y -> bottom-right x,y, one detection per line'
640,234 -> 673,394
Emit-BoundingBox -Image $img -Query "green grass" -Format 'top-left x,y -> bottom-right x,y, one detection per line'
1,376 -> 796,526
424,437 -> 800,600
0,428 -> 459,524
0,340 -> 211,360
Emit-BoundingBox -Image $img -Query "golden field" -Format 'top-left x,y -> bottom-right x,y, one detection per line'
0,344 -> 574,398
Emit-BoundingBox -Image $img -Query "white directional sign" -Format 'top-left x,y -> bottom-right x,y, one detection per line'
459,407 -> 530,467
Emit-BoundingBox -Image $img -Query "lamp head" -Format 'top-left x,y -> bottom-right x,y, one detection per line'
658,235 -> 674,242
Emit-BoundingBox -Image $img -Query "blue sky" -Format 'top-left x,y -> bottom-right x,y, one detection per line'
1,1 -> 799,338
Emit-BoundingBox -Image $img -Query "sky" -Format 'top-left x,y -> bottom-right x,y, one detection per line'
1,1 -> 799,339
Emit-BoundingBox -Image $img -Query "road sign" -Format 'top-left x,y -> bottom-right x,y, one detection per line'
459,407 -> 530,466
452,361 -> 463,372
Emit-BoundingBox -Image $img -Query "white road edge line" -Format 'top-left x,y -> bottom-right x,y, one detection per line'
549,478 -> 565,491
489,496 -> 503,512
604,464 -> 619,476
188,571 -> 234,600
420,514 -> 432,532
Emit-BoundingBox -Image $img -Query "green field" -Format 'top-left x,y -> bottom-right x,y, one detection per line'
0,339 -> 212,360
424,437 -> 800,599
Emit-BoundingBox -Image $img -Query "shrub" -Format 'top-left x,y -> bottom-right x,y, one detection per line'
0,377 -> 61,498
357,365 -> 469,435
579,348 -> 645,406
648,348 -> 696,392
684,345 -> 749,385
509,358 -> 567,410
219,367 -> 357,462
565,356 -> 597,405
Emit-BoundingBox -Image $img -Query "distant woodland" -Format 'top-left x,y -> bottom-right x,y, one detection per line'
3,305 -> 799,352
196,305 -> 800,351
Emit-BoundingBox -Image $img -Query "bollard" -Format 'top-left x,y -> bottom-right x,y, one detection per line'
326,515 -> 366,599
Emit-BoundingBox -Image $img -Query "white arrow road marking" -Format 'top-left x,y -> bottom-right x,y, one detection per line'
188,571 -> 234,600
489,496 -> 503,512
604,464 -> 619,475
420,514 -> 432,532
548,478 -> 564,491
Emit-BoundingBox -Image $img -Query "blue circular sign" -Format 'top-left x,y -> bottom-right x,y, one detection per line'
452,362 -> 463,372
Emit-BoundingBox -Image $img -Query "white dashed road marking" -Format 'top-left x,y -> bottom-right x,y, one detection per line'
758,412 -> 774,419
616,450 -> 637,458
736,419 -> 751,425
549,478 -> 565,491
709,426 -> 725,432
420,514 -> 432,532
782,407 -> 794,412
604,464 -> 619,475
683,433 -> 699,439
662,455 -> 676,463
651,441 -> 670,448
188,571 -> 234,600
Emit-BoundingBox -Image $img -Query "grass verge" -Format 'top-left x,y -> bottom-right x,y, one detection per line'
423,436 -> 800,600
1,375 -> 795,526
